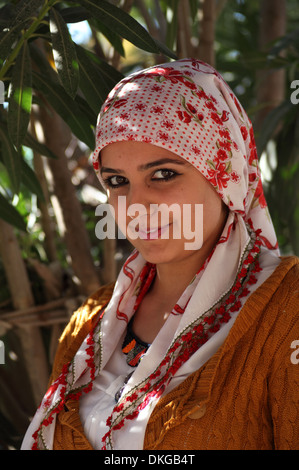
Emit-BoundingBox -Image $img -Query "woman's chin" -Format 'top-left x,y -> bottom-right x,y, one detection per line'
130,237 -> 198,266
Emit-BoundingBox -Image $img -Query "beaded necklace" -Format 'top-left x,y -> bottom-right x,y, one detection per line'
122,317 -> 150,367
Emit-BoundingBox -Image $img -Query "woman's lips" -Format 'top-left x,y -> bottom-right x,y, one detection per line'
138,223 -> 171,240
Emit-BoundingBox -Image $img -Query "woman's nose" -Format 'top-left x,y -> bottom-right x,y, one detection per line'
126,182 -> 152,212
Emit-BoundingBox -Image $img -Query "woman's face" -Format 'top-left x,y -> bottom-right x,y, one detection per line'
100,141 -> 228,267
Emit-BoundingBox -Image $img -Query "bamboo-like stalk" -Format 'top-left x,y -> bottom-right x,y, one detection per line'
255,0 -> 286,131
198,0 -> 215,66
0,219 -> 49,406
38,102 -> 101,296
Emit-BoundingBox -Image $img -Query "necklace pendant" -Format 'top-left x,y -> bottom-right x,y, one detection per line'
122,317 -> 150,367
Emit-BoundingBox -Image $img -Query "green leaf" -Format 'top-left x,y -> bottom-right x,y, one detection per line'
81,0 -> 160,53
23,132 -> 58,160
89,17 -> 125,57
75,94 -> 97,127
152,37 -> 177,60
0,192 -> 26,231
0,123 -> 21,194
29,42 -> 60,84
8,41 -> 32,149
0,22 -> 23,64
32,71 -> 95,149
49,8 -> 79,98
75,44 -> 120,113
0,0 -> 44,62
256,99 -> 294,156
83,47 -> 123,83
59,6 -> 91,24
20,159 -> 45,202
0,4 -> 15,31
268,27 -> 299,59
12,0 -> 45,28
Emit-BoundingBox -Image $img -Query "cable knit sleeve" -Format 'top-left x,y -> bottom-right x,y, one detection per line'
268,266 -> 299,450
144,257 -> 299,450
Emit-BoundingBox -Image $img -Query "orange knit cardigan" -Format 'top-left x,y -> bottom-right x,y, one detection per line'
49,256 -> 299,450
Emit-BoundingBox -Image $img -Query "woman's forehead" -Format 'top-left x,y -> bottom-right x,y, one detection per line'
100,141 -> 191,168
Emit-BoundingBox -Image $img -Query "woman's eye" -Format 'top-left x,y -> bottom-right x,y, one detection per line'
152,169 -> 177,181
104,175 -> 128,188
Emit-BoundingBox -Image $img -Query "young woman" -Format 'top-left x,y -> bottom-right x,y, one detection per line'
22,59 -> 299,450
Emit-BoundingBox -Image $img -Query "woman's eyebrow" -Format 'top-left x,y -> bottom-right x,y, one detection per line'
100,158 -> 187,175
100,166 -> 122,175
137,158 -> 187,171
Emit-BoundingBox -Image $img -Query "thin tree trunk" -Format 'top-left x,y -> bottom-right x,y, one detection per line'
0,220 -> 49,406
0,221 -> 34,310
34,152 -> 58,262
103,237 -> 116,284
255,0 -> 286,130
177,0 -> 194,59
30,115 -> 58,263
38,105 -> 101,296
198,0 -> 215,66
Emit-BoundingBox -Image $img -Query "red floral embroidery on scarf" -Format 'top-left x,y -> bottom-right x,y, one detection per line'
218,140 -> 232,151
161,119 -> 174,130
205,100 -> 217,112
126,134 -> 137,141
151,105 -> 164,114
151,84 -> 162,93
240,125 -> 248,141
186,103 -> 197,114
116,124 -> 127,133
103,97 -> 128,113
114,98 -> 128,109
157,130 -> 170,142
219,128 -> 231,140
141,136 -> 153,143
230,170 -> 241,183
195,88 -> 209,100
231,93 -> 242,114
211,111 -> 224,126
178,95 -> 205,126
216,148 -> 228,161
31,338 -> 96,450
251,179 -> 267,209
207,162 -> 230,191
248,127 -> 258,165
249,173 -> 257,183
190,144 -> 202,156
221,110 -> 230,122
177,110 -> 192,124
135,102 -> 147,111
93,160 -> 99,171
119,112 -> 131,121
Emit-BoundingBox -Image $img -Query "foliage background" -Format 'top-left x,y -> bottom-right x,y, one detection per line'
0,0 -> 298,449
